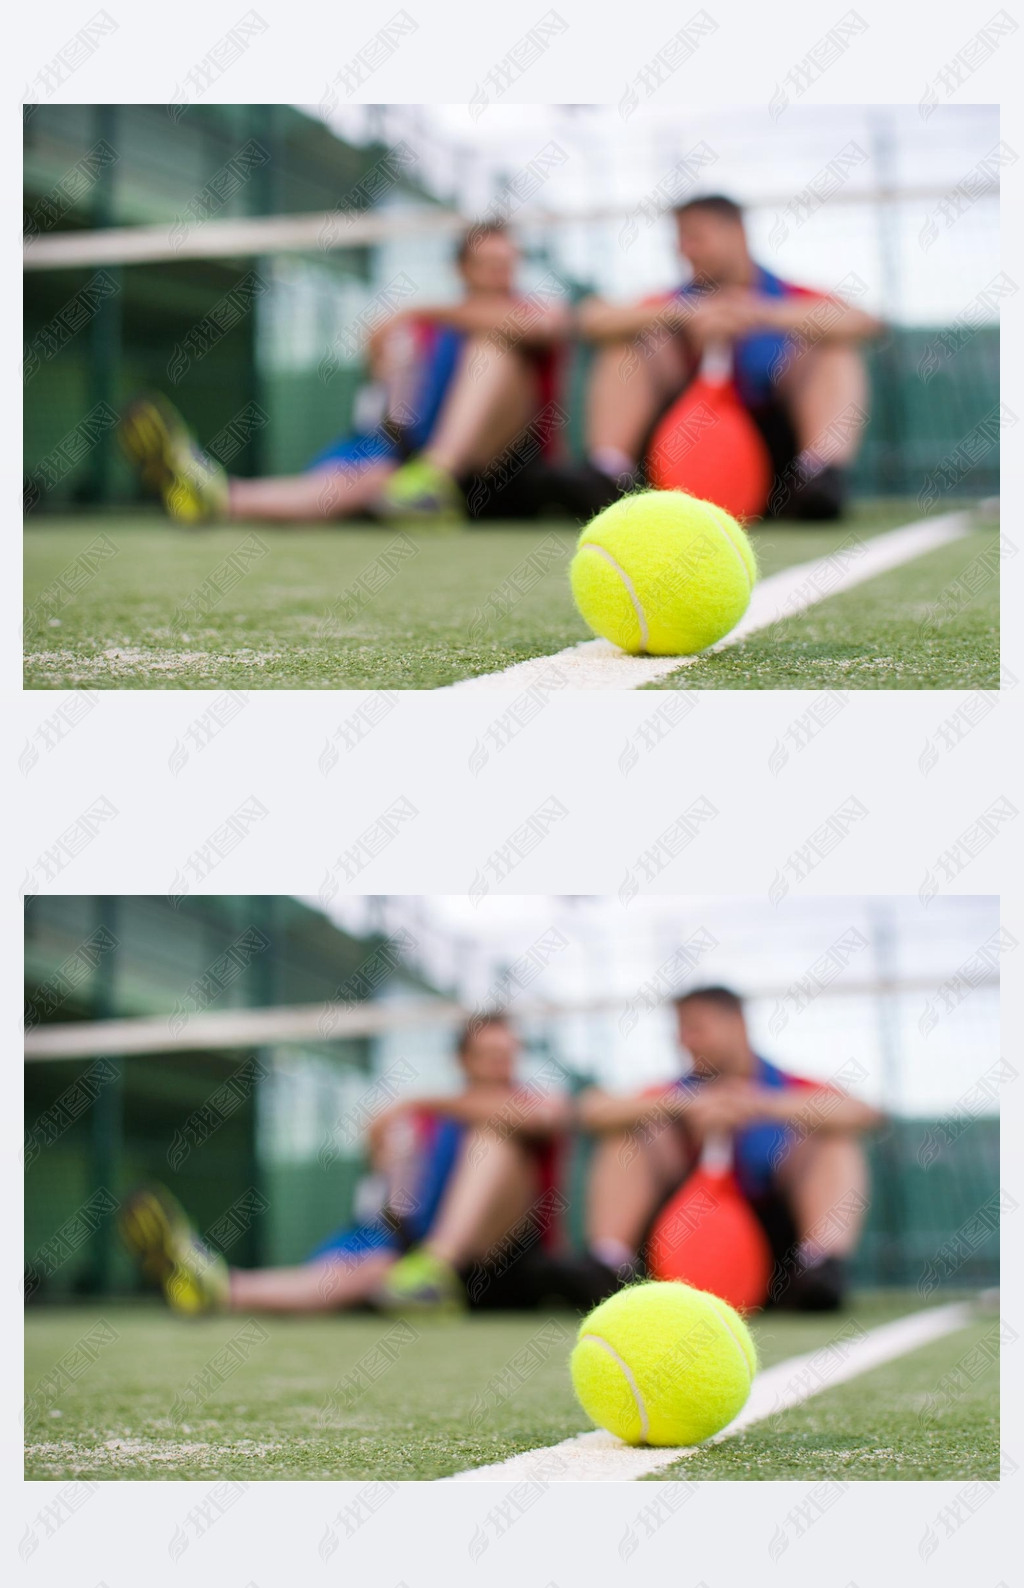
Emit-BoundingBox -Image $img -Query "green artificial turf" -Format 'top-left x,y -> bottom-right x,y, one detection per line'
23,501 -> 997,691
24,1303 -> 583,1481
648,1311 -> 1000,1481
24,1291 -> 997,1481
648,518 -> 1001,691
23,519 -> 582,690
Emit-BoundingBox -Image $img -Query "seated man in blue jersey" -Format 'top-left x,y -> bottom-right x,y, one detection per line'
119,223 -> 571,526
578,194 -> 883,520
120,1014 -> 605,1315
579,985 -> 884,1310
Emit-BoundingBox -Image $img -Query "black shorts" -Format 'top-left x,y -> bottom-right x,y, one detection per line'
747,1187 -> 800,1302
462,1245 -> 565,1311
747,398 -> 801,505
459,458 -> 567,522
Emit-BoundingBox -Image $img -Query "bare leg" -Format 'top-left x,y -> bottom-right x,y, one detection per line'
424,1127 -> 539,1267
777,341 -> 870,466
228,1251 -> 394,1312
585,1122 -> 689,1252
586,335 -> 689,463
423,337 -> 539,476
227,461 -> 395,523
774,1131 -> 869,1257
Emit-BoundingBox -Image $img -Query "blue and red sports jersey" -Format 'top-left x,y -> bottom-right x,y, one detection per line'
650,1054 -> 835,1198
402,1099 -> 564,1244
647,263 -> 832,409
404,311 -> 564,456
308,1091 -> 565,1264
308,303 -> 564,472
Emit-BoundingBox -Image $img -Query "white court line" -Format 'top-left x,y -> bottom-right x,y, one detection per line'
444,1297 -> 981,1482
442,510 -> 974,693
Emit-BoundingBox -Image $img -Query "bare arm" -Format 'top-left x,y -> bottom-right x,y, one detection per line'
580,1078 -> 882,1142
577,1086 -> 685,1134
577,295 -> 693,344
370,1089 -> 571,1146
578,1083 -> 754,1136
742,1082 -> 885,1133
404,297 -> 572,344
742,291 -> 883,343
580,286 -> 881,351
426,1089 -> 572,1133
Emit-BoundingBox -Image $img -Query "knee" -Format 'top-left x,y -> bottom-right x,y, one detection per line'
781,337 -> 864,386
463,1123 -> 527,1167
826,341 -> 868,393
588,338 -> 646,382
816,1129 -> 869,1179
780,1127 -> 867,1176
590,1124 -> 651,1175
806,339 -> 867,383
593,334 -> 640,355
464,1121 -> 506,1149
818,1124 -> 868,1151
462,330 -> 529,363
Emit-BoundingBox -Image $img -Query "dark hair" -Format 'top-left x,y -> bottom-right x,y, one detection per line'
673,194 -> 744,224
456,1011 -> 510,1055
673,984 -> 745,1015
455,220 -> 510,266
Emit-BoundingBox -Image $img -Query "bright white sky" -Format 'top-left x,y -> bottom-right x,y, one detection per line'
320,103 -> 1001,322
318,895 -> 1002,1117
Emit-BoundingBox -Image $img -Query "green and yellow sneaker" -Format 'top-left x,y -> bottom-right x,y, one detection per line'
372,456 -> 464,525
372,1247 -> 465,1313
119,1185 -> 230,1315
119,394 -> 229,525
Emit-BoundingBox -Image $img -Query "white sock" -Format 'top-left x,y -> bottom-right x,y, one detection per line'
795,448 -> 829,480
796,1238 -> 828,1269
590,1238 -> 637,1272
589,448 -> 638,483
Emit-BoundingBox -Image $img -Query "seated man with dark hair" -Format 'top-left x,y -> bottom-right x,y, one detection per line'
119,223 -> 573,527
120,1015 -> 607,1315
579,984 -> 884,1310
579,194 -> 883,520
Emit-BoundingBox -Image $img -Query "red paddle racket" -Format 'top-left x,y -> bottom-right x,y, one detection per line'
646,342 -> 772,522
646,1131 -> 772,1312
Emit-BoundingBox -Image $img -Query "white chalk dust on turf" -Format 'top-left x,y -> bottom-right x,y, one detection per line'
443,1297 -> 983,1483
25,1435 -> 286,1475
23,647 -> 282,683
443,511 -> 975,693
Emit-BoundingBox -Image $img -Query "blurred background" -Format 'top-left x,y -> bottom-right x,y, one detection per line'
25,893 -> 1002,1301
24,102 -> 1001,511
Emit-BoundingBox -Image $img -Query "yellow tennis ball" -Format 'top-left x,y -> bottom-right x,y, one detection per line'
570,1281 -> 757,1447
570,489 -> 757,655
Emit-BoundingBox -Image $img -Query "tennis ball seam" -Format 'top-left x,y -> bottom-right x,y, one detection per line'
581,544 -> 649,650
579,1331 -> 650,1441
703,1294 -> 756,1385
700,501 -> 756,593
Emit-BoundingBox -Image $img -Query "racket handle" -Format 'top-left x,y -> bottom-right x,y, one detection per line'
700,1131 -> 733,1175
699,340 -> 733,385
